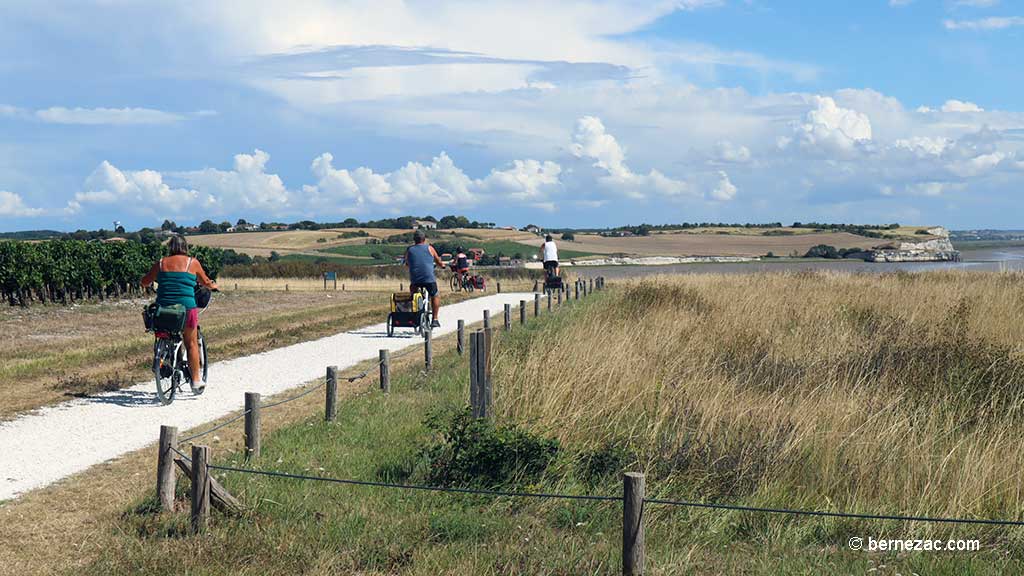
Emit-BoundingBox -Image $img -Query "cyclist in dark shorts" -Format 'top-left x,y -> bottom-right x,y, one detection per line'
404,229 -> 445,327
539,234 -> 559,278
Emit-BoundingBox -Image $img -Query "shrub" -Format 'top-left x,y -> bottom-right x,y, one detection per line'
803,244 -> 840,259
420,408 -> 559,487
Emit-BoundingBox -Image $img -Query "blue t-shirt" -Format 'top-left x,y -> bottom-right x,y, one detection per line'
406,244 -> 436,284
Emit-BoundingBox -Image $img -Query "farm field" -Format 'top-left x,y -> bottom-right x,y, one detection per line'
319,237 -> 595,264
568,230 -> 895,257
187,228 -> 403,257
188,228 -> 544,260
16,270 -> 1022,574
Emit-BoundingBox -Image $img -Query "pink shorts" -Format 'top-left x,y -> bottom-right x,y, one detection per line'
186,308 -> 199,329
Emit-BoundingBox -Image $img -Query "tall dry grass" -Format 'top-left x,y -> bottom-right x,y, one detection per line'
494,271 -> 1024,533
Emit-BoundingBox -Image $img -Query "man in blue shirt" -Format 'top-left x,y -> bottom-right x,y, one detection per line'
404,229 -> 445,327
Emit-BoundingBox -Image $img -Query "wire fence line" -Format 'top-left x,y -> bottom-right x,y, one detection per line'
642,498 -> 1024,527
199,462 -> 1024,527
208,464 -> 621,502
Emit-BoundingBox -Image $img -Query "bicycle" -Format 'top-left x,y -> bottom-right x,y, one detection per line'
149,292 -> 214,405
448,266 -> 474,293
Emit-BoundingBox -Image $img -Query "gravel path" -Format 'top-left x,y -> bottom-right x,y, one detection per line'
0,292 -> 536,501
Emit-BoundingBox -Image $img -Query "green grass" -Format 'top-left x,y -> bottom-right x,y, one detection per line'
83,296 -> 1023,575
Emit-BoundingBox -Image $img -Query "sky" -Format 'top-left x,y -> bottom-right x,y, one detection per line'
1,0 -> 1023,231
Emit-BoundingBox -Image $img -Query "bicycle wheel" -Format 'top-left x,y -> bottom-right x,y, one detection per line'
190,328 -> 207,395
449,274 -> 460,292
153,339 -> 176,405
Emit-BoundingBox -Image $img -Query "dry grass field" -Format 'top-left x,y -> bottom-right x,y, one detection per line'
568,230 -> 890,257
221,275 -> 546,293
188,228 -> 403,257
498,271 -> 1024,534
189,228 -> 543,259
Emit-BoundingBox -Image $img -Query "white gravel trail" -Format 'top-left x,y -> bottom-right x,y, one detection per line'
0,292 -> 536,501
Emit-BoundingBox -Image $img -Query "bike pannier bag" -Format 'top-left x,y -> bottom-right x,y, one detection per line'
152,303 -> 187,332
142,302 -> 159,331
473,276 -> 486,290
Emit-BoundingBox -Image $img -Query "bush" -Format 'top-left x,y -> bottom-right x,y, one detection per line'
561,232 -> 575,242
803,244 -> 840,259
420,408 -> 559,487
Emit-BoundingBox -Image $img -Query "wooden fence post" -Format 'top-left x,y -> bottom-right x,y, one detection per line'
504,303 -> 512,332
469,331 -> 481,416
157,425 -> 178,512
244,392 -> 260,460
325,366 -> 338,422
234,282 -> 238,291
483,310 -> 491,331
589,278 -> 594,294
497,281 -> 502,293
623,473 -> 646,576
400,283 -> 403,292
533,279 -> 539,292
285,283 -> 289,292
520,300 -> 527,325
190,445 -> 210,533
424,328 -> 433,371
470,330 -> 493,419
534,293 -> 541,317
575,282 -> 580,300
379,349 -> 390,392
457,320 -> 465,355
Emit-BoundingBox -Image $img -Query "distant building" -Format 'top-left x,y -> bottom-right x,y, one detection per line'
498,256 -> 512,266
524,225 -> 542,234
416,219 -> 437,230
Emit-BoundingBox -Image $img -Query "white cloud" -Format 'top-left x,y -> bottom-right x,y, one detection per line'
710,171 -> 737,201
953,0 -> 1000,6
941,99 -> 984,112
0,191 -> 43,217
181,150 -> 290,212
476,159 -> 563,201
35,107 -> 184,125
307,151 -> 475,208
570,115 -> 689,198
894,136 -> 952,156
944,16 -> 1024,30
796,96 -> 872,153
74,161 -> 199,214
712,141 -> 751,163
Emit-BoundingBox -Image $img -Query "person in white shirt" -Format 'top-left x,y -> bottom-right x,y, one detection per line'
539,234 -> 559,278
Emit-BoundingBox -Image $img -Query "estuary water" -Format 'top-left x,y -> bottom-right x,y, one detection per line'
570,245 -> 1024,280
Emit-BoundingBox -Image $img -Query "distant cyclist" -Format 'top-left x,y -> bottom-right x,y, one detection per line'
404,229 -> 445,328
141,235 -> 218,384
539,234 -> 559,279
453,246 -> 471,287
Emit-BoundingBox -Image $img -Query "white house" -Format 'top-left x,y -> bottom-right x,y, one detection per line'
415,219 -> 437,230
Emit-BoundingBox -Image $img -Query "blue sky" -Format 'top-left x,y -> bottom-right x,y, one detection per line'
1,0 -> 1022,231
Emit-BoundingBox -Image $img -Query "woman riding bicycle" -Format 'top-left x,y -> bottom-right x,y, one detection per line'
453,247 -> 471,287
141,235 -> 218,385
